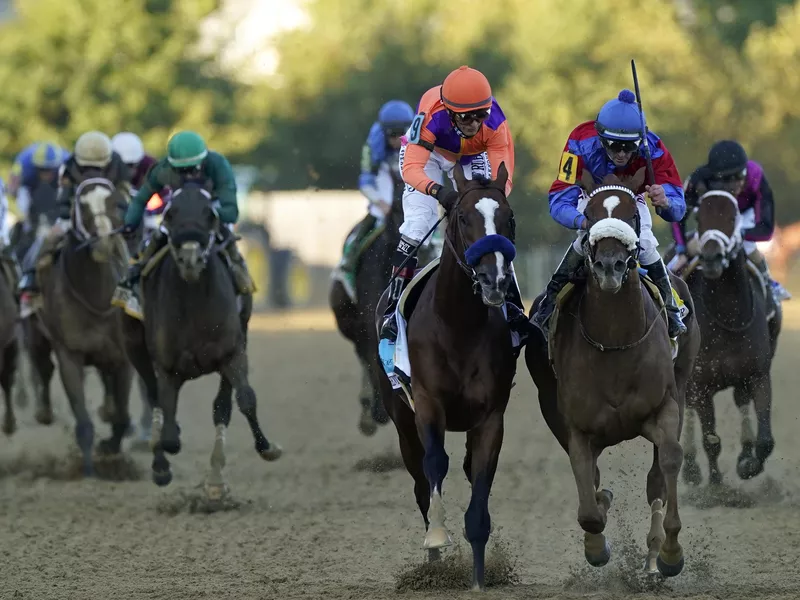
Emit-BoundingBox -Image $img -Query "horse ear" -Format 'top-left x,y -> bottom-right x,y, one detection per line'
602,173 -> 621,186
494,161 -> 509,192
630,167 -> 646,193
453,162 -> 468,192
580,169 -> 596,193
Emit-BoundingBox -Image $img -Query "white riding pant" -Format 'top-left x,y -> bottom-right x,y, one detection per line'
572,191 -> 661,266
397,148 -> 490,243
740,207 -> 757,254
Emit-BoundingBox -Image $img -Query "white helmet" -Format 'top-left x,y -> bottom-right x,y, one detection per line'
111,131 -> 145,164
74,131 -> 113,168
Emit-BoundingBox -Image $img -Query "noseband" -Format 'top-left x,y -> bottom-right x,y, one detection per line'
72,177 -> 124,243
583,185 -> 641,281
165,186 -> 217,265
697,191 -> 742,269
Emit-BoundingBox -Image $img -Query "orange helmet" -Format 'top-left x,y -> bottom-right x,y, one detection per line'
440,66 -> 493,113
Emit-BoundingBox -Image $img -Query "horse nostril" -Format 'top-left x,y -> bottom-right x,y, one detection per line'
614,260 -> 626,272
477,271 -> 492,286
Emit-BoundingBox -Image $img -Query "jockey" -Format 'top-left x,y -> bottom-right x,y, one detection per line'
333,99 -> 414,299
111,132 -> 158,190
14,142 -> 64,235
8,142 -> 69,200
378,65 -> 524,342
18,131 -> 131,299
116,130 -> 254,295
671,139 -> 791,301
530,89 -> 687,341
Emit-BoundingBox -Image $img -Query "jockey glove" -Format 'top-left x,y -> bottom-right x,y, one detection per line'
121,223 -> 138,239
432,184 -> 459,212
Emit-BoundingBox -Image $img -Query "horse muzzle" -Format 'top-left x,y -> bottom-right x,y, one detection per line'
700,254 -> 726,280
590,256 -> 628,293
174,241 -> 208,282
474,265 -> 511,307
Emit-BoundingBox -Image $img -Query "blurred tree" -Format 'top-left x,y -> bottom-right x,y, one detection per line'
0,0 -> 266,160
687,0 -> 795,48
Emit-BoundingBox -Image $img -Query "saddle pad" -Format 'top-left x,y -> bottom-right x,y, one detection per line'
398,256 -> 440,322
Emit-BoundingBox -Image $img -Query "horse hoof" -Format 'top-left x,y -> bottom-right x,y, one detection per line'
260,443 -> 283,462
682,460 -> 702,486
656,552 -> 684,577
161,438 -> 181,455
2,417 -> 16,436
358,410 -> 378,437
97,404 -> 113,424
96,439 -> 121,457
584,534 -> 611,567
123,421 -> 136,438
736,456 -> 763,480
423,526 -> 453,550
427,548 -> 442,563
35,407 -> 53,425
152,469 -> 173,487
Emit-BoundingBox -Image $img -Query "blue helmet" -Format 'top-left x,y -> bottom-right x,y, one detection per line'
31,141 -> 64,169
378,100 -> 415,131
595,89 -> 643,142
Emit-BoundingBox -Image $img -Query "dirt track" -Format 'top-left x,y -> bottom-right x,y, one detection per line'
2,313 -> 800,600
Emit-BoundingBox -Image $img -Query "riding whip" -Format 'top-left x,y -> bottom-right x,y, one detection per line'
631,59 -> 656,187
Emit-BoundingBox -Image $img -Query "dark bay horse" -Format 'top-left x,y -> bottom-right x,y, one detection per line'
376,162 -> 517,591
525,172 -> 701,577
329,174 -> 404,436
34,177 -> 134,475
122,182 -> 282,496
0,258 -> 19,436
679,190 -> 779,486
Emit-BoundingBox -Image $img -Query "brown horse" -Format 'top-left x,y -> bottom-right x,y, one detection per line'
525,171 -> 700,577
679,190 -> 779,486
375,162 -> 517,591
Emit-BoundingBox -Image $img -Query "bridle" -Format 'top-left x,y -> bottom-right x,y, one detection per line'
582,185 -> 641,283
164,185 -> 218,267
696,190 -> 743,270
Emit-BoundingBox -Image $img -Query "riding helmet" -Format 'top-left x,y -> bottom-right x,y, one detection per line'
167,131 -> 208,169
440,66 -> 493,113
706,140 -> 748,178
74,131 -> 114,168
595,90 -> 643,141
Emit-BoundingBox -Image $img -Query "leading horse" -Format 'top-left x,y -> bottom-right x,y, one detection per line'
376,162 -> 517,591
679,190 -> 780,486
122,182 -> 282,496
525,171 -> 701,577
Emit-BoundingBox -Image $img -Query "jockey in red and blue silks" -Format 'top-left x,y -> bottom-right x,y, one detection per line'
332,99 -> 415,300
530,89 -> 688,341
670,139 -> 790,303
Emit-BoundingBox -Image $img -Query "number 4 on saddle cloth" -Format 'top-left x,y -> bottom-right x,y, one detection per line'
377,257 -> 524,411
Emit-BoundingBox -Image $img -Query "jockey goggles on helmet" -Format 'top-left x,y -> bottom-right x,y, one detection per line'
450,108 -> 491,126
599,136 -> 641,154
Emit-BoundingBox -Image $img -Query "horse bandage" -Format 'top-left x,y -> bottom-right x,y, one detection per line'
589,218 -> 638,251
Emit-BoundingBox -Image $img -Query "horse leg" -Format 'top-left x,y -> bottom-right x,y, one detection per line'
463,412 -> 505,591
137,375 -> 153,442
28,321 -> 54,425
732,381 -> 757,479
205,376 -> 234,500
415,391 -> 452,551
12,324 -> 29,409
96,365 -> 133,456
1,340 -> 15,436
97,371 -> 114,424
567,426 -> 612,567
642,394 -> 685,577
54,348 -> 94,476
220,349 -> 283,461
356,355 -> 377,436
693,387 -> 723,485
644,447 -> 667,573
681,402 -> 702,486
154,367 -> 182,455
738,374 -> 773,479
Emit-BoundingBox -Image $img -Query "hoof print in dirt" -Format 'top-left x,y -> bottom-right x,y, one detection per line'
156,488 -> 244,516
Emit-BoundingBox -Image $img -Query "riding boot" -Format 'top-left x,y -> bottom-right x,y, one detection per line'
530,244 -> 585,339
643,257 -> 687,339
749,252 -> 791,302
504,266 -> 532,334
120,228 -> 167,290
337,214 -> 377,299
379,235 -> 419,343
223,237 -> 256,295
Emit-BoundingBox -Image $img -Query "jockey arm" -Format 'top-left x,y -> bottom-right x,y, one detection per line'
649,140 -> 686,223
671,168 -> 704,252
358,124 -> 389,206
206,152 -> 238,224
743,171 -> 775,242
400,125 -> 440,197
485,121 -> 515,196
56,169 -> 75,222
124,160 -> 164,227
548,138 -> 588,230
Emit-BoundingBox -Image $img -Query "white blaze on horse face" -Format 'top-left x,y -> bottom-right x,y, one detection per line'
81,187 -> 113,236
475,197 -> 505,283
603,195 -> 621,218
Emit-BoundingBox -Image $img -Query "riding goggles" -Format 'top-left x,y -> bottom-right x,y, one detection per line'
451,108 -> 491,125
709,168 -> 747,185
600,137 -> 641,154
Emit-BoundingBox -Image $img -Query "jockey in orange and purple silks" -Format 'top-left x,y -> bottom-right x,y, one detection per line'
670,140 -> 790,304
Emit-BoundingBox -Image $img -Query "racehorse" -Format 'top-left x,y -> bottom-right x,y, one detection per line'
329,167 -> 404,436
33,177 -> 134,475
678,190 -> 779,486
0,252 -> 18,435
525,170 -> 701,577
121,182 -> 282,496
376,162 -> 517,591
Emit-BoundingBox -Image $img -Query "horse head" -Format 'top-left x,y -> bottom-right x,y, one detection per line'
161,182 -> 219,283
449,161 -> 516,306
695,190 -> 742,280
581,169 -> 645,293
72,177 -> 128,263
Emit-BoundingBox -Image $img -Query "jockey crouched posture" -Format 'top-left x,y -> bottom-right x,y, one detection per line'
115,130 -> 254,296
333,99 -> 414,298
378,65 -> 527,342
19,132 -> 131,303
671,139 -> 791,302
531,89 -> 688,341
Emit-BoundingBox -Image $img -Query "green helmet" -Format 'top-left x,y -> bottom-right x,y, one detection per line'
167,130 -> 208,168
